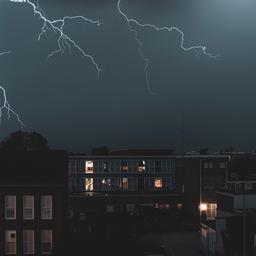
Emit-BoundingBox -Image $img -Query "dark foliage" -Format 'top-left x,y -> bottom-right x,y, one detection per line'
0,130 -> 49,150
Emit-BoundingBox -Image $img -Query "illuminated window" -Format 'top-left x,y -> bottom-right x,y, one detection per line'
206,204 -> 217,219
154,178 -> 162,189
23,196 -> 34,220
41,230 -> 52,254
138,161 -> 145,172
120,178 -> 128,190
41,196 -> 52,220
204,162 -> 208,168
209,162 -> 213,168
199,203 -> 207,212
85,178 -> 94,191
177,203 -> 183,209
200,203 -> 217,219
120,161 -> 128,172
5,196 -> 16,220
5,230 -> 16,255
158,204 -> 170,210
85,161 -> 94,173
102,178 -> 111,190
23,230 -> 35,254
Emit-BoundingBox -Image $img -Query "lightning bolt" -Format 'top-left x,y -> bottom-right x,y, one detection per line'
0,50 -> 11,57
11,0 -> 103,78
117,0 -> 218,94
0,51 -> 24,127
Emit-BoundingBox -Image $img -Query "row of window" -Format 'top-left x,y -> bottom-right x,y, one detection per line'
71,177 -> 171,192
70,160 -> 175,174
203,161 -> 226,169
4,195 -> 52,220
200,203 -> 217,219
227,183 -> 253,192
203,183 -> 226,190
5,230 -> 52,255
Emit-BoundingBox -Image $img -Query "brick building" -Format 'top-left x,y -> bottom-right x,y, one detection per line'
0,151 -> 68,255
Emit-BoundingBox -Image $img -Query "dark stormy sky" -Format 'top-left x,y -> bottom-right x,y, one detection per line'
0,0 -> 256,152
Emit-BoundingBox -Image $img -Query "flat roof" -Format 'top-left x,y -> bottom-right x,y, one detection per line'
69,155 -> 229,159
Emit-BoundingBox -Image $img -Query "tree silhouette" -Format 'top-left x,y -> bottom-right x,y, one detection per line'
0,130 -> 49,150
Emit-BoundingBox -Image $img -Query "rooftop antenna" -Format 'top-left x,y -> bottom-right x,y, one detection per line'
181,109 -> 185,155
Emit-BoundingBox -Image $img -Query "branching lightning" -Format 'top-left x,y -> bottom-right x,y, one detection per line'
0,51 -> 24,127
11,0 -> 103,77
117,0 -> 218,94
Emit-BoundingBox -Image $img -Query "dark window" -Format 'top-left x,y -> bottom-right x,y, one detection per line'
155,161 -> 161,172
102,178 -> 111,190
249,168 -> 256,177
120,161 -> 128,172
209,183 -> 214,189
138,177 -> 145,191
103,161 -> 109,172
219,183 -> 226,189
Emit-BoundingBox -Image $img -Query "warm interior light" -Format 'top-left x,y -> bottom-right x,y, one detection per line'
200,203 -> 207,211
85,161 -> 94,173
154,178 -> 162,188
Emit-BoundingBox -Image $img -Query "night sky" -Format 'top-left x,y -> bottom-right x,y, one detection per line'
0,0 -> 256,152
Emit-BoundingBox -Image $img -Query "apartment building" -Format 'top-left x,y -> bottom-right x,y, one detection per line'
200,154 -> 256,256
176,154 -> 229,218
0,151 -> 68,255
69,156 -> 176,193
68,150 -> 184,214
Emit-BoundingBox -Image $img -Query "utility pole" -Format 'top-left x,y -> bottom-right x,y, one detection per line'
243,183 -> 246,256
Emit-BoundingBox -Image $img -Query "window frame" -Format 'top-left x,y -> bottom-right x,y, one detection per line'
5,230 -> 17,255
23,230 -> 35,255
154,178 -> 162,189
41,230 -> 53,255
120,161 -> 128,172
23,195 -> 34,220
5,195 -> 16,220
41,195 -> 53,220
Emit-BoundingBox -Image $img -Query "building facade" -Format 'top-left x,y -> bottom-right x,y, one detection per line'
0,151 -> 68,255
200,154 -> 256,256
69,155 -> 176,193
176,155 -> 229,218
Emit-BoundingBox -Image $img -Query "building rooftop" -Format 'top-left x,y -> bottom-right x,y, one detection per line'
0,150 -> 67,185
